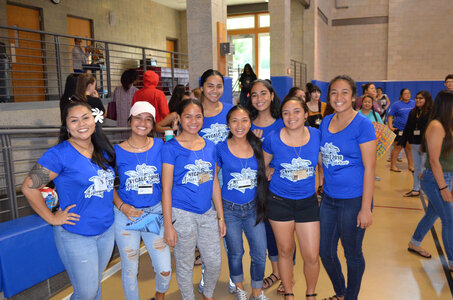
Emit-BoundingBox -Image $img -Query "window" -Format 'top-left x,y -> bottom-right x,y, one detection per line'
227,15 -> 255,30
259,14 -> 270,28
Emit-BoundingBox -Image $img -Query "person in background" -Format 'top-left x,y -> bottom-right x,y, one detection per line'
355,83 -> 382,116
239,64 -> 257,107
444,74 -> 453,91
113,69 -> 138,130
156,85 -> 193,134
376,87 -> 390,120
407,90 -> 453,272
286,87 -> 306,102
75,73 -> 105,114
59,73 -> 80,114
387,88 -> 415,172
22,101 -> 116,300
113,102 -> 171,300
401,91 -> 433,197
162,99 -> 226,300
192,88 -> 202,100
319,75 -> 376,300
263,96 -> 321,300
132,70 -> 169,123
358,95 -> 384,124
305,83 -> 326,129
217,105 -> 269,300
72,38 -> 87,73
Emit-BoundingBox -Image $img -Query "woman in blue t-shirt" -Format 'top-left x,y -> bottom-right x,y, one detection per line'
262,97 -> 321,300
199,69 -> 233,144
161,99 -> 226,300
247,79 -> 286,292
22,101 -> 116,300
113,101 -> 171,300
319,75 -> 377,300
216,105 -> 269,300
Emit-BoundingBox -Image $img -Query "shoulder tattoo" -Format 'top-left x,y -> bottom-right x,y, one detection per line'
28,164 -> 50,189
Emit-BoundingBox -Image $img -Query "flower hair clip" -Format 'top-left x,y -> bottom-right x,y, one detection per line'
91,108 -> 104,124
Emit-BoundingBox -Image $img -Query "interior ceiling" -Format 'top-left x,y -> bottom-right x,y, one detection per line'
151,0 -> 267,11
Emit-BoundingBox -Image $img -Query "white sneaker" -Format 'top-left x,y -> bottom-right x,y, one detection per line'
249,291 -> 269,300
197,269 -> 205,294
229,277 -> 236,294
235,287 -> 248,300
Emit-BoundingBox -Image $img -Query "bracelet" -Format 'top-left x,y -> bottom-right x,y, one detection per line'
439,186 -> 448,191
217,216 -> 224,221
118,202 -> 125,211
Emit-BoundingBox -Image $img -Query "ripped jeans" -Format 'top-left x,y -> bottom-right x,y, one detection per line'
114,204 -> 171,299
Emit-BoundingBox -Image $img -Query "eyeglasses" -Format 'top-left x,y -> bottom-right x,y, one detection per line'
415,97 -> 424,100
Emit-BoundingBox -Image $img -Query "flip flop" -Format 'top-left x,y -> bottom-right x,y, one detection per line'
390,168 -> 402,172
408,247 -> 432,258
404,190 -> 420,197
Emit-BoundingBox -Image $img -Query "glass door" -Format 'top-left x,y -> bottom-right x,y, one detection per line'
229,34 -> 255,92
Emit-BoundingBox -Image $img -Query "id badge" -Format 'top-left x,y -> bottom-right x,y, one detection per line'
138,184 -> 153,195
413,130 -> 421,136
237,179 -> 252,188
292,169 -> 308,181
398,131 -> 403,136
94,179 -> 107,192
198,173 -> 210,184
315,118 -> 321,125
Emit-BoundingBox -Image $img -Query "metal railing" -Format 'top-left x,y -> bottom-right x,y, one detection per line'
0,25 -> 189,102
290,59 -> 307,88
0,126 -> 129,223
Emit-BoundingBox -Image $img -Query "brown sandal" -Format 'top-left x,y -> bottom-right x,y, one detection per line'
277,282 -> 285,294
262,273 -> 279,289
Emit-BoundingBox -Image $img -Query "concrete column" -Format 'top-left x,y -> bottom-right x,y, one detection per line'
269,0 -> 293,99
186,0 -> 226,89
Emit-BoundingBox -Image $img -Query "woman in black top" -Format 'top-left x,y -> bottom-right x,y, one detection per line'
239,64 -> 257,107
75,73 -> 105,114
401,90 -> 433,197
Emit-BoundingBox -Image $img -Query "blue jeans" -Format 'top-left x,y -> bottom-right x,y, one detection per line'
411,169 -> 453,267
410,144 -> 426,191
223,199 -> 267,289
53,224 -> 115,300
319,194 -> 369,300
114,204 -> 171,299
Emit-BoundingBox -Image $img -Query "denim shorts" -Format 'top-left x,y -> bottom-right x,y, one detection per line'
267,191 -> 319,222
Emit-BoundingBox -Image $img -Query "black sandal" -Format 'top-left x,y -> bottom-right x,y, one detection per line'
322,295 -> 340,300
306,293 -> 317,298
262,272 -> 280,289
284,293 -> 294,298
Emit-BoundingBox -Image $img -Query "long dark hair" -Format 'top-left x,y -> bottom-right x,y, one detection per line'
421,90 -> 453,156
75,73 -> 96,101
305,82 -> 321,103
361,95 -> 379,121
121,69 -> 138,91
226,105 -> 267,224
169,84 -> 187,113
415,90 -> 433,114
246,79 -> 281,120
60,73 -> 80,113
59,100 -> 115,170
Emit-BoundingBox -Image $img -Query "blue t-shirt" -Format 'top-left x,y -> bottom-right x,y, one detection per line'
162,138 -> 216,214
115,139 -> 163,208
199,102 -> 233,144
251,118 -> 285,142
320,113 -> 376,199
216,140 -> 258,204
387,100 -> 415,130
38,141 -> 115,236
262,127 -> 320,200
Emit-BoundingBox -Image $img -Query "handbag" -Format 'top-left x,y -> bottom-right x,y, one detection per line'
125,207 -> 164,234
107,101 -> 117,120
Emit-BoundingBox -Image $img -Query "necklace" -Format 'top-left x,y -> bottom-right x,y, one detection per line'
127,137 -> 150,151
69,139 -> 94,157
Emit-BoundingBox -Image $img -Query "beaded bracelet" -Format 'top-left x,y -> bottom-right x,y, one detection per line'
119,202 -> 125,211
439,186 -> 448,191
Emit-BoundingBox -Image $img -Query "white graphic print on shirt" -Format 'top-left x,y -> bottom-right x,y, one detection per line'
200,124 -> 229,144
125,163 -> 160,191
321,142 -> 350,168
227,167 -> 257,193
84,169 -> 115,198
280,157 -> 314,182
182,159 -> 213,186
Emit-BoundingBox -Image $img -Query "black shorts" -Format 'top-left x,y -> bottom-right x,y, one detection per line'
394,129 -> 405,145
267,191 -> 320,223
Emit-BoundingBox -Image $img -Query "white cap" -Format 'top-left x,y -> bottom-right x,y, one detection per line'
129,101 -> 156,119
